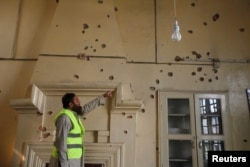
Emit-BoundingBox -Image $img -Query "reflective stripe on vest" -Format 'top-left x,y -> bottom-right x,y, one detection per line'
52,109 -> 85,159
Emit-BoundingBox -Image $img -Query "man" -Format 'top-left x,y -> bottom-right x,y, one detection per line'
49,91 -> 113,167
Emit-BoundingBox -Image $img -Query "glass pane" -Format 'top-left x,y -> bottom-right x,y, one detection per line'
199,98 -> 223,135
202,140 -> 224,167
168,99 -> 191,134
169,140 -> 193,167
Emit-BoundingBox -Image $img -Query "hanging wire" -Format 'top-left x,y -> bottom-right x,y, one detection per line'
173,0 -> 177,19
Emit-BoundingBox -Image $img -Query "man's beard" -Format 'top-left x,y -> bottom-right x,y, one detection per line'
72,104 -> 83,116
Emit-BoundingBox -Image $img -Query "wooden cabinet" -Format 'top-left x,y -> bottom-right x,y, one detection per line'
158,92 -> 231,167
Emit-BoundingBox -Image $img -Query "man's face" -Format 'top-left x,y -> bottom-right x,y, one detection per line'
70,96 -> 82,115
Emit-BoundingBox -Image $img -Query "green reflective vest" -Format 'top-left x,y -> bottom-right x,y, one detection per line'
52,109 -> 85,159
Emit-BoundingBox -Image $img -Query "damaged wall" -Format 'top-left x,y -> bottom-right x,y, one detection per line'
0,0 -> 250,167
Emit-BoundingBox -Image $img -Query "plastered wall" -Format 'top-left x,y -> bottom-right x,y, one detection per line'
0,0 -> 250,166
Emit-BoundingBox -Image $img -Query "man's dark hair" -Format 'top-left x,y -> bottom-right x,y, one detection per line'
62,93 -> 75,109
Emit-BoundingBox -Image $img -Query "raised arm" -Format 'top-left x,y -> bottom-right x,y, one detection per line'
81,91 -> 113,116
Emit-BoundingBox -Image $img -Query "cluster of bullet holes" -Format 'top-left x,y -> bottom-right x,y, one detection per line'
188,2 -> 246,34
81,2 -> 119,53
36,110 -> 56,139
174,50 -> 219,83
82,23 -> 107,53
97,0 -> 119,12
194,66 -> 219,83
39,124 -> 50,139
72,67 -> 113,81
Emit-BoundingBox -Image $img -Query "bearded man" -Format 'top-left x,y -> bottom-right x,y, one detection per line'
49,91 -> 113,167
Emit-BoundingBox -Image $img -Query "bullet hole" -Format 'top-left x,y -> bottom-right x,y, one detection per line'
84,46 -> 88,50
82,30 -> 85,34
213,69 -> 218,73
93,49 -> 96,52
107,14 -> 110,18
48,111 -> 53,115
97,24 -> 101,28
36,111 -> 43,116
100,69 -> 104,72
56,24 -> 59,27
156,79 -> 160,84
168,72 -> 173,77
192,51 -> 202,59
175,56 -> 183,62
160,69 -> 163,73
199,77 -> 204,82
74,74 -> 79,79
83,24 -> 89,30
90,46 -> 93,48
122,112 -> 126,116
97,0 -> 103,4
215,76 -> 219,80
101,44 -> 106,48
85,56 -> 90,61
188,30 -> 193,34
243,139 -> 248,143
95,39 -> 99,42
141,108 -> 146,113
0,90 -> 1,93
124,130 -> 128,134
43,133 -> 50,138
191,72 -> 196,76
109,75 -> 114,80
83,117 -> 86,120
114,7 -> 118,12
150,94 -> 155,99
186,56 -> 190,59
191,2 -> 195,7
127,115 -> 133,119
197,67 -> 202,72
156,147 -> 159,151
39,126 -> 47,132
203,22 -> 207,26
149,86 -> 156,91
212,13 -> 220,22
208,79 -> 212,82
207,52 -> 210,57
239,28 -> 245,32
78,53 -> 86,59
204,73 -> 207,76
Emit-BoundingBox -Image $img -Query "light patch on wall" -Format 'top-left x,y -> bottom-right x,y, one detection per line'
13,149 -> 25,162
